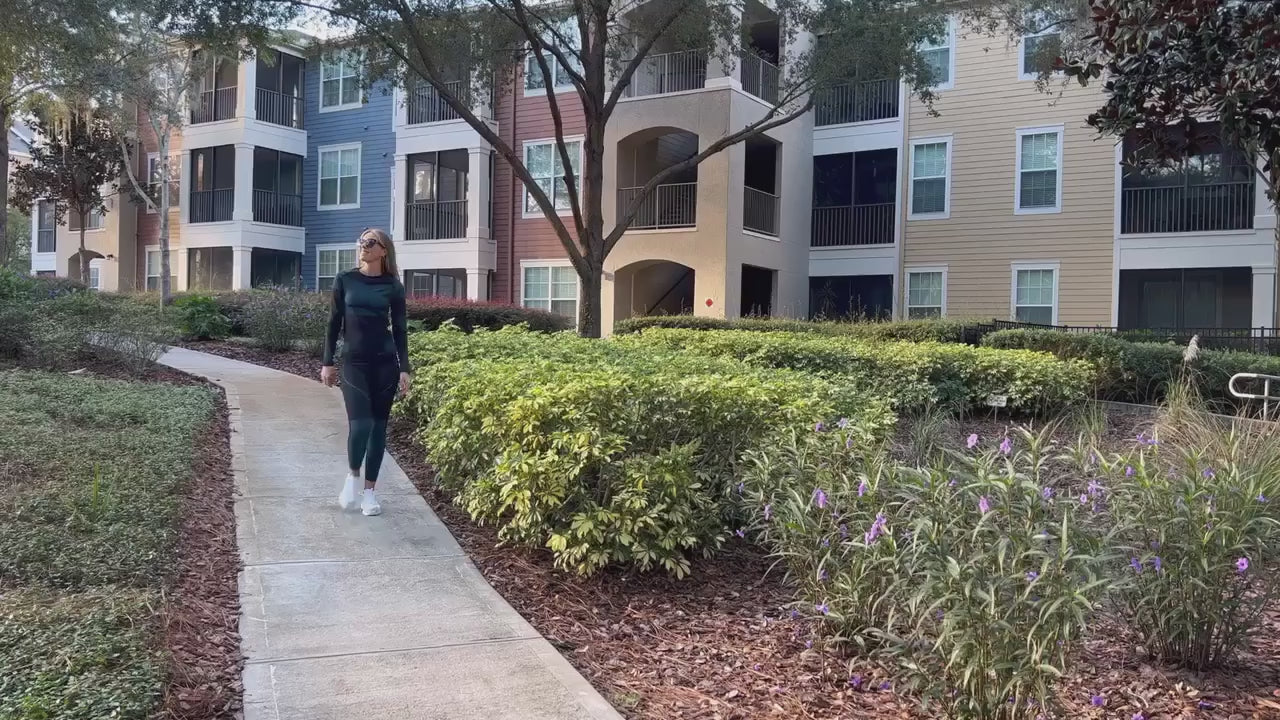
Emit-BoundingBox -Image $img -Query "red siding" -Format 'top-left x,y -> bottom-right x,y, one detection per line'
491,70 -> 587,304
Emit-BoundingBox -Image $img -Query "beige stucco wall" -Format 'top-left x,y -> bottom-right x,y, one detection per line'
55,187 -> 139,292
901,27 -> 1117,325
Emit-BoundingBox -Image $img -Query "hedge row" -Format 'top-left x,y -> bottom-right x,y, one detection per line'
402,325 -> 896,577
613,315 -> 972,343
982,328 -> 1280,408
620,328 -> 1095,413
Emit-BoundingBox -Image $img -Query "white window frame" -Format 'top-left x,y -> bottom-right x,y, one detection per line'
1010,262 -> 1060,325
1014,124 -> 1065,215
521,136 -> 583,219
88,258 -> 105,291
520,260 -> 579,323
907,135 -> 953,220
316,243 -> 359,291
523,20 -> 581,97
319,51 -> 363,112
1019,14 -> 1065,82
918,16 -> 956,91
317,142 -> 362,211
144,245 -> 178,292
905,266 -> 948,319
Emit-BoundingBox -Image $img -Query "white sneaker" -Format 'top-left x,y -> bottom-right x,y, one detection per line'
361,488 -> 382,516
338,473 -> 359,510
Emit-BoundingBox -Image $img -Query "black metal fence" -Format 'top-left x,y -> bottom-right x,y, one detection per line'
970,319 -> 1280,355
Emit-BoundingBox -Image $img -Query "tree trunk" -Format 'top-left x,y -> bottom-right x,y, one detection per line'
578,264 -> 603,338
159,134 -> 172,305
0,102 -> 12,269
78,219 -> 88,285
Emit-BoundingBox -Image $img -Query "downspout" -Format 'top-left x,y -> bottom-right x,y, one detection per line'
507,64 -> 519,303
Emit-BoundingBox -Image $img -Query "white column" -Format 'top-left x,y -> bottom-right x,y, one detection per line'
706,8 -> 744,88
392,154 -> 408,244
176,248 -> 190,291
233,143 -> 254,222
466,269 -> 487,301
393,87 -> 407,131
467,148 -> 490,241
28,202 -> 38,266
238,50 -> 257,121
232,247 -> 253,290
1252,266 -> 1277,328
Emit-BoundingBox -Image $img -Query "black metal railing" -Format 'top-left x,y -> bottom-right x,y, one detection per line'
811,202 -> 895,247
405,199 -> 467,240
255,87 -> 302,128
983,319 -> 1280,354
1120,181 -> 1255,234
190,86 -> 238,124
189,188 -> 235,223
252,189 -> 302,226
622,50 -> 708,98
815,79 -> 899,126
618,182 -> 697,229
740,50 -> 780,104
406,81 -> 467,125
743,186 -> 780,236
36,228 -> 55,253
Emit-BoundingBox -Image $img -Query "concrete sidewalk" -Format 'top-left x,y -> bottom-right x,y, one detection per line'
160,347 -> 622,720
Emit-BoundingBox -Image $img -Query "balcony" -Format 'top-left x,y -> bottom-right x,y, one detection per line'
744,186 -> 779,236
623,50 -> 708,98
256,88 -> 302,129
253,189 -> 302,226
405,200 -> 467,240
190,188 -> 234,223
815,79 -> 899,126
191,87 -> 238,124
36,228 -> 55,253
1120,181 -> 1255,235
618,182 -> 697,229
811,203 -> 895,247
740,50 -> 780,104
407,80 -> 467,125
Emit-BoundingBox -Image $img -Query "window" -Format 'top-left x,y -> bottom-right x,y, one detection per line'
406,269 -> 466,299
909,138 -> 950,218
1015,126 -> 1063,213
319,143 -> 361,210
317,246 -> 357,291
188,247 -> 233,291
146,154 -> 181,212
68,207 -> 105,231
919,17 -> 954,89
88,263 -> 101,291
1013,265 -> 1058,324
906,269 -> 945,319
145,248 -> 178,292
524,19 -> 582,93
320,52 -> 362,111
1020,12 -> 1064,80
36,201 -> 55,253
523,138 -> 581,215
522,264 -> 578,319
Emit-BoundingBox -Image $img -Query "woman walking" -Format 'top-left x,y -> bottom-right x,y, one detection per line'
320,228 -> 411,516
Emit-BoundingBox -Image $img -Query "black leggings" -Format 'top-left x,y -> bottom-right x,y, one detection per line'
340,358 -> 399,484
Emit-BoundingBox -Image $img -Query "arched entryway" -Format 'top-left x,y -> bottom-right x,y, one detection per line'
613,260 -> 696,321
67,249 -> 105,288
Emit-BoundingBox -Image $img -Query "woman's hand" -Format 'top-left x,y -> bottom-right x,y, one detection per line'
320,365 -> 338,387
398,372 -> 411,397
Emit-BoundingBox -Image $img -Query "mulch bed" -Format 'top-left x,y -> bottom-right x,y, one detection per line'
186,340 -> 1280,720
76,358 -> 244,720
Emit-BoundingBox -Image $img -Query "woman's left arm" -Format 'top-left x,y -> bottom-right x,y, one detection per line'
391,283 -> 412,375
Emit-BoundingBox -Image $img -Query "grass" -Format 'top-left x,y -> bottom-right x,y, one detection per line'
0,370 -> 215,720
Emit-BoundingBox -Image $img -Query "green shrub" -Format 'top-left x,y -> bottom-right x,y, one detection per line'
171,294 -> 231,340
405,297 -> 571,333
403,326 -> 895,576
614,315 -> 973,343
743,424 -> 1117,719
1096,412 -> 1280,669
242,287 -> 329,354
625,328 -> 1094,413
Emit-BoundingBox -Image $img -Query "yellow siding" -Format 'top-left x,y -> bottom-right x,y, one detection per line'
902,28 -> 1117,325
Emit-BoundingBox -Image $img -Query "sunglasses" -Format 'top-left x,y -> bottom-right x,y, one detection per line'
358,236 -> 383,250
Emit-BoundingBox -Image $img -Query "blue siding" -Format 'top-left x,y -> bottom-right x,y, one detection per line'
300,79 -> 396,290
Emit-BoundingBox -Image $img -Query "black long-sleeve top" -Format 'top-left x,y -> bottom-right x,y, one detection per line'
322,269 -> 411,372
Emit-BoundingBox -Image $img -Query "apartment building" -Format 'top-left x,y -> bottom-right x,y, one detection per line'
898,19 -> 1278,330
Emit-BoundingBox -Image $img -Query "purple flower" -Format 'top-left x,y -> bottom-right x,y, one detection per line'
1026,570 -> 1039,582
849,674 -> 863,689
845,436 -> 855,450
864,513 -> 888,545
753,663 -> 761,671
735,528 -> 746,538
1125,465 -> 1135,477
813,488 -> 828,509
1080,494 -> 1089,505
1130,557 -> 1143,574
1136,432 -> 1157,446
815,421 -> 826,432
1153,556 -> 1163,572
949,478 -> 958,487
999,437 -> 1012,455
1237,557 -> 1250,574
966,433 -> 979,449
1203,467 -> 1216,479
858,479 -> 868,497
837,417 -> 850,429
1088,479 -> 1103,497
978,496 -> 991,514
815,602 -> 829,615
763,503 -> 772,521
736,482 -> 745,494
1042,487 -> 1054,500
879,681 -> 891,691
1091,694 -> 1106,707
818,568 -> 828,581
1197,700 -> 1215,710
839,524 -> 849,538
1133,714 -> 1146,720
1258,493 -> 1268,503
790,609 -> 799,619
821,538 -> 830,547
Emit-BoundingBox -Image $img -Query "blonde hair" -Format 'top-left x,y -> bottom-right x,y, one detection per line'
360,228 -> 400,280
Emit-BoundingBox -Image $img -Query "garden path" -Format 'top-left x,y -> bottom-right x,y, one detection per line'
159,346 -> 622,720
